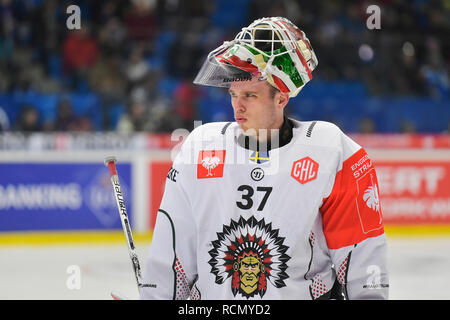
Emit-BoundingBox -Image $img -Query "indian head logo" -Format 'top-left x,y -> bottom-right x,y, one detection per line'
197,150 -> 226,179
208,216 -> 290,299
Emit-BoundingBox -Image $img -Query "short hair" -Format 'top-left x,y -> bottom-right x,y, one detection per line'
268,83 -> 280,98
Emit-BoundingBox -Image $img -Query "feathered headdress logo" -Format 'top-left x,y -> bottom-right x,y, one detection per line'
208,216 -> 290,298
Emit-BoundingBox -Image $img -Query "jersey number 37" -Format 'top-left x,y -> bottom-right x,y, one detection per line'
236,185 -> 273,211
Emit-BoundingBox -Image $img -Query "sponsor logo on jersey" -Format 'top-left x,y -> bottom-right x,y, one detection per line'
351,153 -> 373,178
167,167 -> 179,182
291,157 -> 319,184
363,184 -> 380,213
249,151 -> 270,164
250,168 -> 264,181
197,150 -> 226,179
208,216 -> 290,299
350,149 -> 383,233
356,171 -> 383,232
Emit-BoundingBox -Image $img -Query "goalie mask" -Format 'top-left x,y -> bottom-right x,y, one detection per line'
193,17 -> 318,97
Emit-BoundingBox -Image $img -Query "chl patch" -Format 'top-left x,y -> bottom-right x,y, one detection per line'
291,157 -> 319,184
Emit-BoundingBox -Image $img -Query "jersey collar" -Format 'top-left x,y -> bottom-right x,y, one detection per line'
236,117 -> 294,152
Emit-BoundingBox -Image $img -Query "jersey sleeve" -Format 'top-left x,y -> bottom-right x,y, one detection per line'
320,131 -> 389,299
140,149 -> 198,300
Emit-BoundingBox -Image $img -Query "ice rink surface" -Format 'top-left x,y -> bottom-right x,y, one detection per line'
1,236 -> 449,300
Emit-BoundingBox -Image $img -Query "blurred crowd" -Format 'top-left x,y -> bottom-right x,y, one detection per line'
0,0 -> 449,133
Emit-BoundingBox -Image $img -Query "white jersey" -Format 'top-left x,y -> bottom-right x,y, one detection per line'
141,120 -> 389,300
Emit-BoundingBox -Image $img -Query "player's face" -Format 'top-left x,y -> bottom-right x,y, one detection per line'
229,76 -> 288,139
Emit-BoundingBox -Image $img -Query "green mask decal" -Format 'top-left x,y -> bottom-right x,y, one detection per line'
244,45 -> 304,87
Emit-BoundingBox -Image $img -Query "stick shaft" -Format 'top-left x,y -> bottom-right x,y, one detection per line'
105,157 -> 143,290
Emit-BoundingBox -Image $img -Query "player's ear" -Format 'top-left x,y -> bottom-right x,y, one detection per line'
276,92 -> 289,110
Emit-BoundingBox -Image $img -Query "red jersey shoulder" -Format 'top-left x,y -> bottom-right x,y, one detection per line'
321,148 -> 384,250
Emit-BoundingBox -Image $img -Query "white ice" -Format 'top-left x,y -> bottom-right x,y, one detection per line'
0,237 -> 449,300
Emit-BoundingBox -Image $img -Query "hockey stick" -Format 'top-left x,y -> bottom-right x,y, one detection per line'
104,156 -> 148,295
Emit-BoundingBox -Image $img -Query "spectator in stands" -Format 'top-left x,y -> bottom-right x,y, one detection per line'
54,99 -> 78,131
399,120 -> 417,133
0,107 -> 10,131
173,80 -> 198,130
358,116 -> 376,134
420,37 -> 450,100
97,16 -> 127,56
167,26 -> 203,79
148,101 -> 185,132
73,116 -> 94,132
124,44 -> 151,91
392,42 -> 428,96
14,105 -> 41,132
0,1 -> 449,134
89,53 -> 127,130
63,24 -> 99,73
124,0 -> 157,42
116,99 -> 150,133
62,24 -> 99,89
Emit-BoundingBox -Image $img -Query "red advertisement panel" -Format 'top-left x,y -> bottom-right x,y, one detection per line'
350,134 -> 450,149
375,161 -> 450,224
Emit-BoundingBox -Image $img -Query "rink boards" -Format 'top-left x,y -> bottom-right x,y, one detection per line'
0,148 -> 449,241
